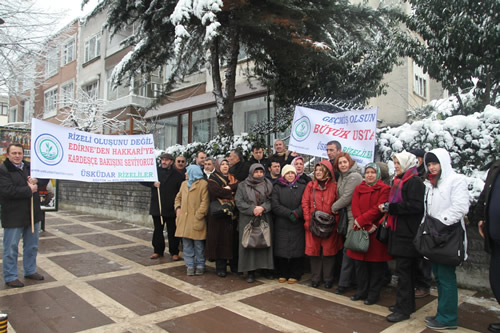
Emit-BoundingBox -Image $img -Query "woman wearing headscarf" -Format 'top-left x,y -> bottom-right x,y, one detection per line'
205,158 -> 238,277
291,156 -> 312,184
271,165 -> 306,284
174,165 -> 210,276
302,160 -> 343,289
347,163 -> 391,305
235,163 -> 274,283
379,151 -> 425,323
331,152 -> 363,294
422,148 -> 469,330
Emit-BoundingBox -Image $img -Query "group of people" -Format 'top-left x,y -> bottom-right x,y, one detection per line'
139,139 -> 485,330
1,139 -> 499,332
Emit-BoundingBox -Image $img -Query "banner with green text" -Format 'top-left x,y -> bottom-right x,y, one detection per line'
288,106 -> 378,166
30,119 -> 158,182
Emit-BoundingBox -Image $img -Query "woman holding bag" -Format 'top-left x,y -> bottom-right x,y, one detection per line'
302,160 -> 343,289
422,148 -> 469,330
235,163 -> 274,283
379,151 -> 425,323
205,158 -> 238,277
347,163 -> 391,305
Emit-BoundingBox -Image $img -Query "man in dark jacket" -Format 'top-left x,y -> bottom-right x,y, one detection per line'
228,149 -> 249,182
248,144 -> 269,167
0,143 -> 47,288
475,160 -> 500,333
141,153 -> 184,260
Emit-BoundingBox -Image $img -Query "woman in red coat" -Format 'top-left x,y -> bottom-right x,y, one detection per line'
302,160 -> 343,289
347,163 -> 391,305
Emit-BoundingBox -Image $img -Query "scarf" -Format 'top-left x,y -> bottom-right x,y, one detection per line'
244,163 -> 273,205
291,156 -> 305,177
387,167 -> 418,231
428,171 -> 441,187
186,165 -> 204,189
364,162 -> 381,186
278,176 -> 298,187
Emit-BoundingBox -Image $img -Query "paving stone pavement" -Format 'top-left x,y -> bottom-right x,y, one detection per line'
0,211 -> 499,333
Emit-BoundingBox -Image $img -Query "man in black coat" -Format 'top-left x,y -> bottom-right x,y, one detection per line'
247,144 -> 269,167
475,160 -> 500,333
0,143 -> 47,288
141,153 -> 184,260
228,149 -> 249,182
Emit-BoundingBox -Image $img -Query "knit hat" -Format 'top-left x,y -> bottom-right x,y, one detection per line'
424,152 -> 440,164
409,149 -> 425,158
281,164 -> 297,177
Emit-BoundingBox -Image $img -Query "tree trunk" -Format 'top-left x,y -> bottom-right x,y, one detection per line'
210,24 -> 240,137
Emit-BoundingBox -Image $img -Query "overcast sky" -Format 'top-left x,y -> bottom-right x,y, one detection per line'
38,0 -> 100,29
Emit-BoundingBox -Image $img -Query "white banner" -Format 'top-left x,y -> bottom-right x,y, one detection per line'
30,119 -> 158,182
289,106 -> 378,166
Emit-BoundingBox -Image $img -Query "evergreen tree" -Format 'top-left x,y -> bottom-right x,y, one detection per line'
400,0 -> 500,112
92,0 -> 401,136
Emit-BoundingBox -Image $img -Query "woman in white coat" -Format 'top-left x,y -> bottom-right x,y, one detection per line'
423,148 -> 469,330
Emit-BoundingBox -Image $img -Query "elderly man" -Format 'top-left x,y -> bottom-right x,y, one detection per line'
0,143 -> 48,288
271,139 -> 296,167
174,155 -> 187,175
141,153 -> 184,260
228,149 -> 249,181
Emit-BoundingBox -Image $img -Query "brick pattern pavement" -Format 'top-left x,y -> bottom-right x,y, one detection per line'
0,211 -> 498,333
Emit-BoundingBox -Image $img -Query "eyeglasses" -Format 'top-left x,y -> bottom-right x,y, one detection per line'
176,160 -> 186,164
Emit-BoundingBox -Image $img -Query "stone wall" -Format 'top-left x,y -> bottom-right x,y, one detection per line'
58,180 -> 152,227
58,180 -> 491,290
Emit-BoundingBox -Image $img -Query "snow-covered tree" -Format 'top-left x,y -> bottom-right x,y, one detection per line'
400,0 -> 500,111
56,88 -> 128,133
0,0 -> 66,95
89,0 -> 401,136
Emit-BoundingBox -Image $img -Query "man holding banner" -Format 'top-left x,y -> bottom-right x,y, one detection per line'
141,153 -> 184,260
0,143 -> 47,288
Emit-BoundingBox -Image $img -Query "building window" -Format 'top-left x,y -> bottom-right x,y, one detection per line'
0,102 -> 8,115
9,106 -> 17,123
62,37 -> 76,66
45,48 -> 59,78
133,69 -> 162,98
44,86 -> 58,117
20,100 -> 30,122
60,81 -> 74,107
82,81 -> 98,99
192,107 -> 218,143
106,68 -> 130,101
413,62 -> 428,99
84,33 -> 101,63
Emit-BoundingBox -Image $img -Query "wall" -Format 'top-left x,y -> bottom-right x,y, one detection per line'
58,180 -> 491,290
59,180 -> 152,227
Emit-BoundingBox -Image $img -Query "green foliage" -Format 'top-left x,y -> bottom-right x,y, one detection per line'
400,0 -> 500,110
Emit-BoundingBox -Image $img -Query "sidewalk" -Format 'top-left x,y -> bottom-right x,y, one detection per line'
0,210 -> 498,333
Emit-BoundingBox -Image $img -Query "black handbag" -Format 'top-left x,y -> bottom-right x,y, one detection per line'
413,214 -> 465,266
210,199 -> 234,217
376,214 -> 390,244
337,207 -> 348,236
309,187 -> 336,238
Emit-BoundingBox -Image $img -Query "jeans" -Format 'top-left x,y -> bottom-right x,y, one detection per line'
182,238 -> 205,269
3,223 -> 40,283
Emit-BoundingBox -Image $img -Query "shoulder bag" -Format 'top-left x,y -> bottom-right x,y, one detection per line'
210,199 -> 235,217
413,213 -> 465,266
337,207 -> 348,236
344,228 -> 370,253
375,214 -> 390,244
309,187 -> 336,238
242,216 -> 271,248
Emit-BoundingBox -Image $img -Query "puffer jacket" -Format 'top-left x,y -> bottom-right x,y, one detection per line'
331,162 -> 363,231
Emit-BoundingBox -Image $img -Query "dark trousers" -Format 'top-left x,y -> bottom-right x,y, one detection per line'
310,255 -> 335,283
338,248 -> 356,288
152,216 -> 180,256
432,262 -> 458,326
490,241 -> 500,304
354,260 -> 386,302
394,256 -> 418,315
276,257 -> 304,280
415,256 -> 432,290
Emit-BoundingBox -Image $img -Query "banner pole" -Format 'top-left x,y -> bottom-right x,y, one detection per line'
157,186 -> 164,225
31,195 -> 34,233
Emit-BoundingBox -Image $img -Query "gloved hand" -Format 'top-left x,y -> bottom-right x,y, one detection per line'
289,211 -> 299,222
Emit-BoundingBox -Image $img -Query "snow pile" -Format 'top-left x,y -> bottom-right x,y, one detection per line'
157,134 -> 261,164
377,103 -> 500,203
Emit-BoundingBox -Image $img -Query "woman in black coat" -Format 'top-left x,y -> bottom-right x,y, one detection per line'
271,165 -> 306,283
379,151 -> 425,323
